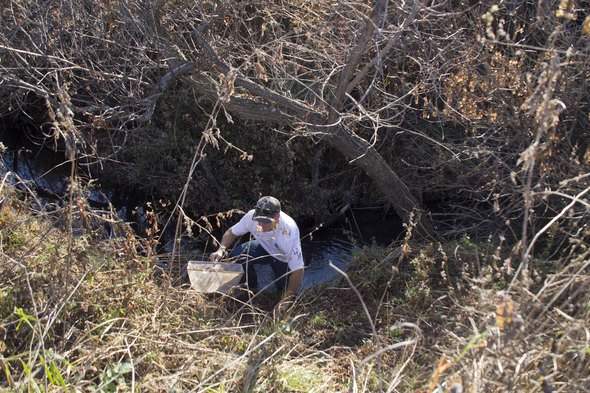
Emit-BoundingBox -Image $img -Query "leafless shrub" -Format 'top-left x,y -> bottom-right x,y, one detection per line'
1,0 -> 590,391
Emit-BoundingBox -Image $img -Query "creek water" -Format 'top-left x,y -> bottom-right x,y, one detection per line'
297,211 -> 403,289
0,132 -> 403,289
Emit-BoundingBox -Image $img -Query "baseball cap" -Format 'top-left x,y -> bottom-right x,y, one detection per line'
252,196 -> 281,223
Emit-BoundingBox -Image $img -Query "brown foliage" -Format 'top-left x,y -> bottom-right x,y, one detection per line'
1,1 -> 587,235
1,1 -> 590,389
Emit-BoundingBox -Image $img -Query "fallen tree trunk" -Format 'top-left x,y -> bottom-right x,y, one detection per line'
189,13 -> 437,239
325,125 -> 437,238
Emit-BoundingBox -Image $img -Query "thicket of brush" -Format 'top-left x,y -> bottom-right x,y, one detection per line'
1,0 -> 590,391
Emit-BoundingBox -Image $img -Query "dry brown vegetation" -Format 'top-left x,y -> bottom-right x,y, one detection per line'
0,184 -> 588,392
1,0 -> 590,391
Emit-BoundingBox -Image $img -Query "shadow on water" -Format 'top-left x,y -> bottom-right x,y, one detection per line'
302,210 -> 403,287
1,131 -> 404,288
252,212 -> 404,290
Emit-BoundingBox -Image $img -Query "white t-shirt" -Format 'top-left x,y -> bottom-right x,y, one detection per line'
230,210 -> 304,271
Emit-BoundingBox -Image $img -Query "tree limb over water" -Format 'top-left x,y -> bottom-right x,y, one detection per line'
1,0 -> 589,242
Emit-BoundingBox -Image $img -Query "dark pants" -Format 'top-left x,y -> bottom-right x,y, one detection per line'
230,240 -> 289,292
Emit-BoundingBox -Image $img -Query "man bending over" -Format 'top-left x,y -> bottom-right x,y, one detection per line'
210,196 -> 304,313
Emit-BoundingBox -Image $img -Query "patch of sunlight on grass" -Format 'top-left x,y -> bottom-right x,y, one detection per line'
276,363 -> 325,392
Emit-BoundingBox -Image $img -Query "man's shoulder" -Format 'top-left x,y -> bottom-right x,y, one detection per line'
278,212 -> 300,239
231,210 -> 256,234
236,209 -> 255,223
280,211 -> 299,227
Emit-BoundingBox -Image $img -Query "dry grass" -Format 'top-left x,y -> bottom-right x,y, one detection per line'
1,0 -> 590,391
1,183 -> 589,392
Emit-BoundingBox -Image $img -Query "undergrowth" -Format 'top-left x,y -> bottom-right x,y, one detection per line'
0,182 -> 589,392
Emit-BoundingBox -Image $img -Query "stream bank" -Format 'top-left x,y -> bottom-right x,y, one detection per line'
1,130 -> 404,289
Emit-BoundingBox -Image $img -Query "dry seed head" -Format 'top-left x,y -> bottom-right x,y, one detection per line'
583,16 -> 590,36
482,12 -> 494,24
556,0 -> 575,20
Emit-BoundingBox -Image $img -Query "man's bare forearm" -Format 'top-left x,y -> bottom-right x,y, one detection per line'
285,268 -> 304,298
218,229 -> 237,252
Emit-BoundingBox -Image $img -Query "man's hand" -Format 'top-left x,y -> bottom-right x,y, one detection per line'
273,295 -> 295,318
273,268 -> 303,318
209,248 -> 225,262
210,229 -> 236,262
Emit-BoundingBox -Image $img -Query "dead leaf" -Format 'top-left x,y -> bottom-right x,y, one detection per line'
428,354 -> 452,392
254,60 -> 268,82
495,291 -> 515,331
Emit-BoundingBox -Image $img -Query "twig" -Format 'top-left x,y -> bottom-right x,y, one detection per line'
125,337 -> 136,392
510,185 -> 590,292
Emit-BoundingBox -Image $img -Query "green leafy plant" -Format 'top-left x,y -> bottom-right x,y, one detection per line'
276,364 -> 323,392
41,351 -> 71,392
97,362 -> 133,392
404,252 -> 434,309
14,307 -> 36,331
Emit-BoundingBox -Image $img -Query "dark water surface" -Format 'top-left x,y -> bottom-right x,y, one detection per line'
252,211 -> 403,290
